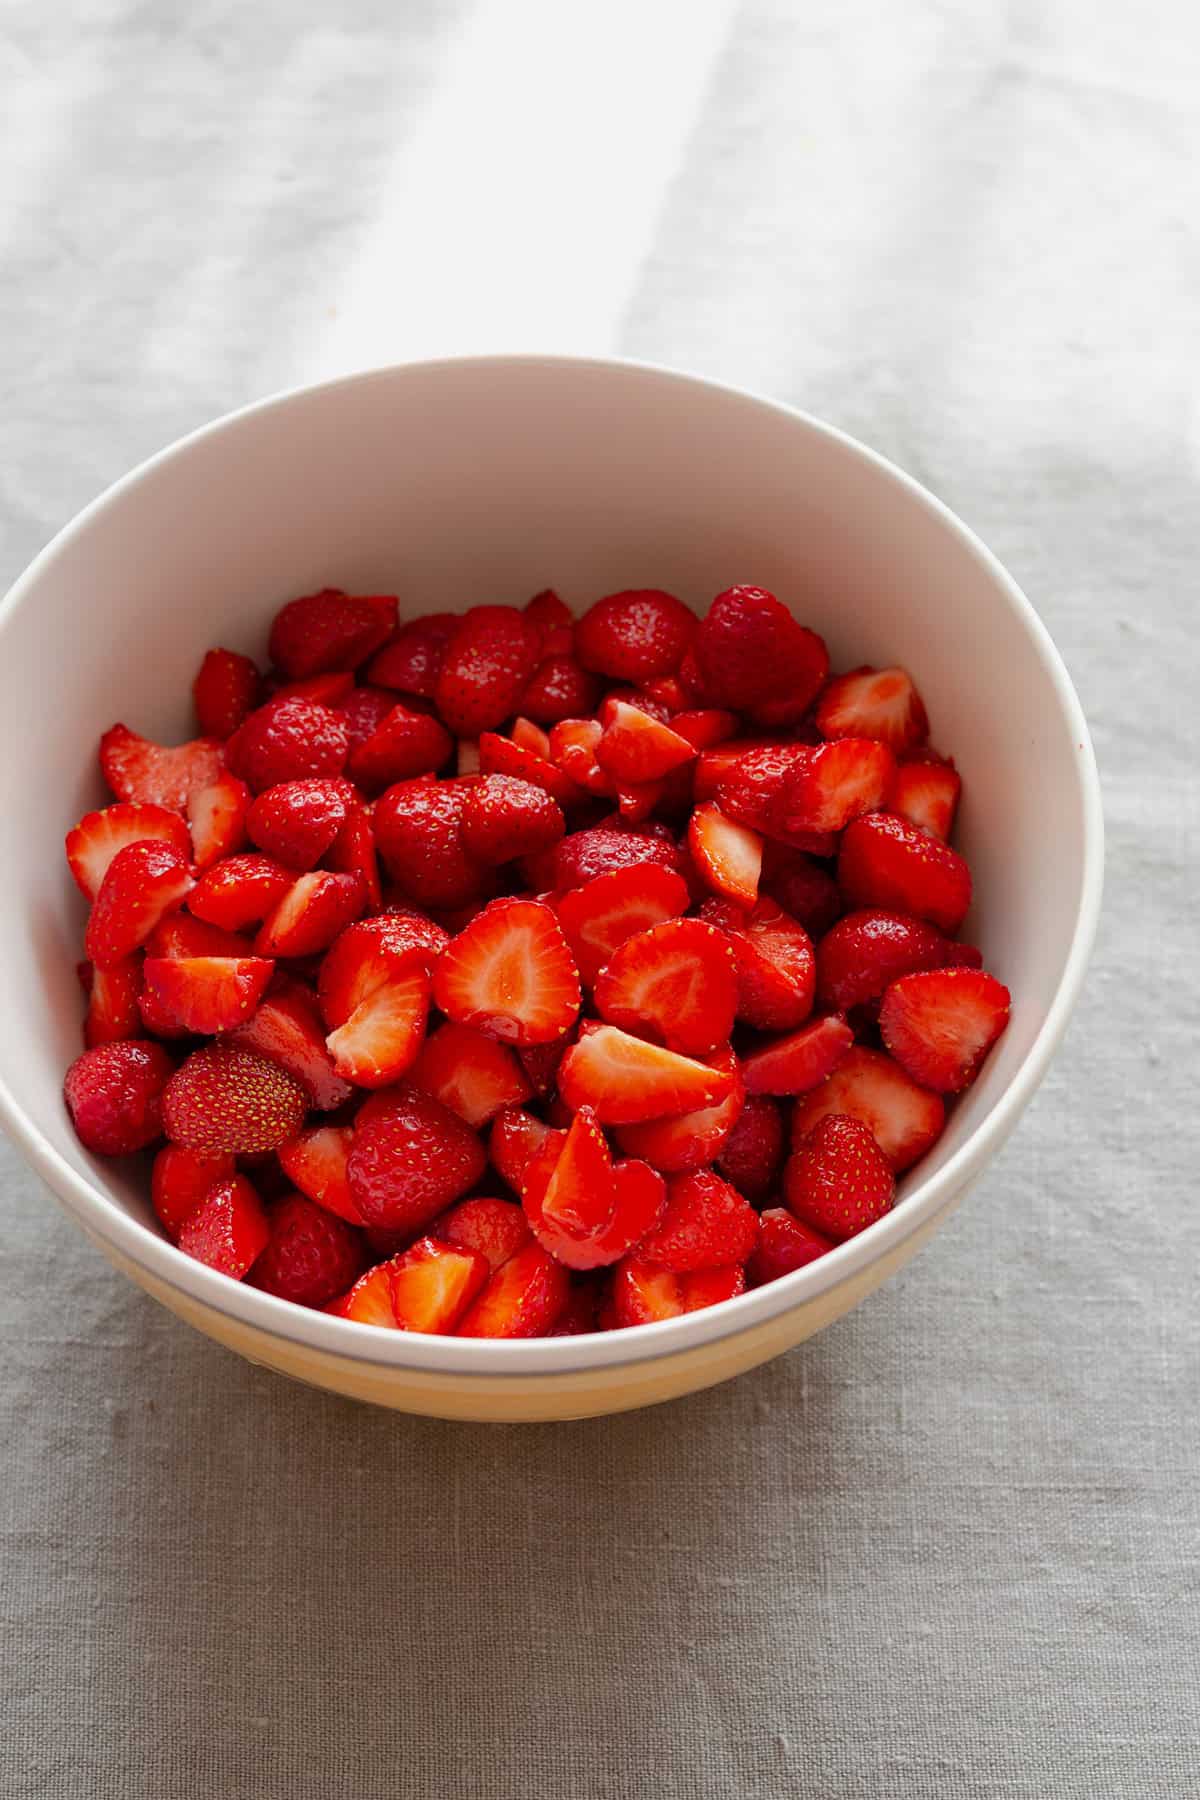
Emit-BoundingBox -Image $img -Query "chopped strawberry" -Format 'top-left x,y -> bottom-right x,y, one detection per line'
692,586 -> 828,720
151,1145 -> 236,1239
748,1208 -> 834,1283
701,896 -> 816,1033
477,729 -> 580,808
816,909 -> 956,1012
386,1236 -> 490,1331
187,771 -> 252,871
374,778 -> 488,909
693,737 -> 778,803
741,1012 -> 853,1096
611,776 -> 667,826
521,1122 -> 614,1268
816,665 -> 929,752
688,803 -> 762,909
715,1094 -> 785,1202
559,1024 -> 735,1124
434,605 -> 541,735
593,918 -> 736,1056
346,702 -> 454,791
317,915 -> 448,1038
366,612 -> 458,695
878,966 -> 1010,1093
760,846 -> 842,937
432,1196 -> 532,1273
640,674 -> 692,712
268,671 -> 357,708
85,841 -> 194,968
64,1039 -> 174,1155
595,700 -> 697,784
490,1106 -> 564,1189
346,1082 -> 487,1232
889,754 -> 961,841
99,724 -> 224,811
141,956 -> 275,1034
791,1045 -> 945,1172
518,655 -> 600,725
775,738 -> 896,835
192,647 -> 262,738
249,1193 -> 364,1306
254,871 -> 365,960
460,774 -> 565,865
188,853 -> 294,930
337,684 -> 397,752
456,1241 -> 570,1337
145,913 -> 252,959
524,587 -> 574,645
668,708 -> 736,752
554,862 -> 689,987
162,1043 -> 308,1154
177,1174 -> 270,1277
66,802 -> 191,902
410,1020 -> 532,1126
328,1256 -> 404,1325
785,1113 -> 895,1240
511,715 -> 553,757
715,742 -> 810,839
323,951 -> 429,1088
548,718 -> 614,796
574,589 -> 696,681
268,588 -> 396,678
838,812 -> 972,933
547,1279 -> 604,1336
534,824 -> 687,894
636,1168 -> 758,1272
225,695 -> 350,793
82,955 -> 143,1047
433,897 -> 580,1045
613,1045 -> 743,1175
612,1257 -> 745,1325
246,777 -> 356,869
325,802 -> 382,909
278,1125 -> 362,1223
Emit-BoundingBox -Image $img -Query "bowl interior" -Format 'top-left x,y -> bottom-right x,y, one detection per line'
0,357 -> 1097,1355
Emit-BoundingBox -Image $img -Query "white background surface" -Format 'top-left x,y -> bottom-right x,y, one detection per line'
2,4 -> 1198,1796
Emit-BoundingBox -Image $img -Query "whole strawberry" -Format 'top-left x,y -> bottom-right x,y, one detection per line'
64,1041 -> 174,1155
162,1044 -> 309,1154
784,1113 -> 895,1241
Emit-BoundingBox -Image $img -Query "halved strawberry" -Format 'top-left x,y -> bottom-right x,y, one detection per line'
187,771 -> 251,870
226,976 -> 352,1110
612,776 -> 668,826
318,915 -> 446,1031
246,777 -> 356,869
435,605 -> 541,735
325,802 -> 382,909
524,587 -> 574,646
593,918 -> 737,1057
278,1124 -> 362,1223
785,1113 -> 895,1241
775,738 -> 896,835
548,717 -> 614,797
100,724 -> 224,811
85,841 -> 195,968
255,871 -> 366,958
145,913 -> 252,959
614,1046 -> 743,1174
162,1043 -> 308,1154
791,1045 -> 945,1172
490,1106 -> 564,1190
338,684 -> 397,753
511,715 -> 553,758
518,655 -> 600,725
533,824 -> 687,894
559,1024 -> 735,1125
693,737 -> 779,803
595,700 -> 697,784
715,1094 -> 785,1202
574,589 -> 696,681
177,1174 -> 270,1277
141,956 -> 275,1034
460,774 -> 565,865
700,896 -> 816,1033
366,612 -> 458,695
816,665 -> 929,752
151,1144 -> 236,1239
328,1256 -> 405,1325
346,702 -> 454,791
432,897 -> 581,1045
878,967 -> 1010,1093
193,647 -> 262,738
374,779 -> 488,910
410,1020 -> 531,1126
66,803 -> 191,901
554,862 -> 689,987
386,1236 -> 490,1331
612,1257 -> 745,1325
478,729 -> 580,808
670,708 -> 739,751
268,588 -> 397,678
640,674 -> 692,712
268,672 -> 357,708
64,1039 -> 173,1154
748,1208 -> 834,1284
432,1196 -> 532,1273
637,1167 -> 758,1272
535,1106 -> 613,1236
715,742 -> 811,840
456,1241 -> 570,1337
82,955 -> 143,1047
225,695 -> 350,793
838,812 -> 972,934
323,955 -> 429,1089
692,586 -> 828,719
688,803 -> 762,909
250,1193 -> 365,1306
760,846 -> 842,937
346,1082 -> 487,1232
741,1013 -> 853,1096
816,909 -> 955,1012
889,753 -> 961,841
188,853 -> 294,930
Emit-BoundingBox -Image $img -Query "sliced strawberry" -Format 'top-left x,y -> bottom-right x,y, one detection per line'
277,1125 -> 362,1223
548,1279 -> 604,1336
548,717 -> 614,797
386,1236 -> 490,1331
268,588 -> 396,678
337,684 -> 397,752
636,1168 -> 758,1272
433,897 -> 580,1045
100,724 -> 224,811
250,1193 -> 364,1306
838,812 -> 972,934
268,671 -> 357,708
640,674 -> 692,712
145,913 -> 252,959
177,1174 -> 269,1277
816,665 -> 929,752
614,1046 -> 743,1175
460,774 -> 565,865
188,853 -> 294,930
477,729 -> 580,808
889,754 -> 961,841
85,841 -> 194,968
760,845 -> 842,938
785,1113 -> 895,1241
346,702 -> 453,791
225,695 -> 349,793
162,1043 -> 308,1154
595,700 -> 697,784
66,803 -> 191,902
511,715 -> 553,758
741,1012 -> 853,1095
559,1024 -> 735,1125
410,1020 -> 531,1126
64,1039 -> 174,1155
317,914 -> 447,1030
716,742 -> 810,839
701,896 -> 816,1033
151,1144 -> 236,1239
324,956 -> 429,1089
518,655 -> 600,725
776,738 -> 896,835
490,1106 -> 564,1190
536,825 -> 687,894
612,777 -> 667,826
688,803 -> 762,909
554,862 -> 689,987
187,771 -> 251,871
346,1082 -> 487,1232
82,955 -> 143,1047
693,737 -> 778,803
692,586 -> 828,719
246,777 -> 355,869
432,1196 -> 532,1273
434,605 -> 541,735
366,612 -> 458,695
791,1045 -> 945,1172
142,956 -> 275,1034
815,909 -> 955,1012
612,1257 -> 745,1325
456,1241 -> 570,1337
374,778 -> 488,909
593,918 -> 736,1057
329,1256 -> 405,1325
255,871 -> 366,958
878,967 -> 1010,1093
575,589 -> 696,681
537,1106 -> 614,1235
193,647 -> 262,738
325,802 -> 382,909
748,1208 -> 834,1284
715,1094 -> 785,1202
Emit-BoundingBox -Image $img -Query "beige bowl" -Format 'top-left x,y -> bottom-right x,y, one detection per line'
0,357 -> 1103,1420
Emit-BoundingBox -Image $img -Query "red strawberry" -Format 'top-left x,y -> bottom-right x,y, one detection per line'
317,914 -> 447,1027
612,1257 -> 745,1325
322,951 -> 429,1089
187,771 -> 252,870
595,700 -> 697,783
387,1236 -> 490,1331
141,956 -> 275,1034
177,1174 -> 269,1277
193,647 -> 262,738
328,1256 -> 404,1325
593,918 -> 737,1057
701,897 -> 816,1033
670,708 -> 738,751
693,737 -> 778,803
775,738 -> 896,835
615,1046 -> 743,1174
518,655 -> 599,725
66,803 -> 191,901
524,587 -> 573,645
520,1118 -> 614,1267
574,589 -> 696,681
760,846 -> 842,938
145,914 -> 252,959
548,718 -> 614,797
816,909 -> 956,1012
410,1020 -> 531,1126
82,955 -> 143,1047
511,715 -> 553,757
554,862 -> 690,986
534,824 -> 687,894
785,1113 -> 895,1240
692,586 -> 828,719
245,777 -> 355,869
878,967 -> 1010,1093
792,1045 -> 945,1172
547,1279 -> 604,1336
85,841 -> 194,968
715,743 -> 813,842
748,1208 -> 834,1283
99,724 -> 224,811
151,1145 -> 236,1240
346,1082 -> 487,1232
337,684 -> 397,752
434,605 -> 541,735
432,1196 -> 532,1273
346,702 -> 454,791
268,671 -> 357,708
889,753 -> 961,841
374,779 -> 488,909
250,1193 -> 364,1306
268,588 -> 396,678
816,665 -> 929,752
188,853 -> 294,930
558,1024 -> 735,1125
277,1125 -> 362,1223
688,803 -> 762,909
366,612 -> 458,695
639,674 -> 691,712
225,695 -> 350,793
325,802 -> 382,909
64,1040 -> 174,1155
255,871 -> 366,958
490,1106 -> 564,1190
456,1241 -> 570,1337
838,812 -> 972,933
459,774 -> 565,865
741,1012 -> 853,1096
637,1168 -> 758,1273
715,1094 -> 785,1202
163,1043 -> 307,1154
433,897 -> 581,1045
477,729 -> 580,808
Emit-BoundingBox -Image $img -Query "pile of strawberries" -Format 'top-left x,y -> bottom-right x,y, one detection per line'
62,583 -> 1010,1337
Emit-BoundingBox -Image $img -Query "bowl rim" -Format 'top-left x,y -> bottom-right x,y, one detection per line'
0,352 -> 1104,1378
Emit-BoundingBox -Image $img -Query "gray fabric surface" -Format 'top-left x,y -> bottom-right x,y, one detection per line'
2,3 -> 1198,1795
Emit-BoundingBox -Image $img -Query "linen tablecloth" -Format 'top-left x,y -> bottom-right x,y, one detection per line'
2,4 -> 1197,1795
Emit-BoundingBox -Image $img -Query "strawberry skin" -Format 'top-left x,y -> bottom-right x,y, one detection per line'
816,909 -> 956,1012
268,589 -> 397,680
346,1082 -> 488,1232
879,966 -> 1011,1092
776,738 -> 896,835
225,695 -> 350,793
85,841 -> 195,968
748,1208 -> 834,1284
433,897 -> 581,1046
489,1106 -> 564,1190
701,896 -> 816,1033
518,655 -> 600,725
141,956 -> 275,1034
193,647 -> 262,738
100,724 -> 224,811
637,1169 -> 758,1272
255,871 -> 367,958
410,1020 -> 531,1127
432,1196 -> 532,1273
66,803 -> 191,902
785,1113 -> 895,1241
574,589 -> 696,681
177,1175 -> 270,1278
250,1193 -> 364,1307
792,1045 -> 946,1174
246,777 -> 356,869
692,586 -> 828,718
188,853 -> 294,930
456,1241 -> 570,1337
162,1043 -> 308,1154
277,1125 -> 362,1223
532,824 -> 687,893
434,605 -> 541,735
64,1040 -> 174,1155
151,1145 -> 236,1240
838,812 -> 972,934
558,1024 -> 736,1125
612,1257 -> 745,1326
226,976 -> 353,1111
366,612 -> 458,695
478,729 -> 581,807
715,1094 -> 785,1203
459,774 -> 565,866
346,702 -> 454,791
374,779 -> 488,910
593,918 -> 737,1057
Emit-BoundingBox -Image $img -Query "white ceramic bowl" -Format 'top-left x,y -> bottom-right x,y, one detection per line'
0,356 -> 1102,1421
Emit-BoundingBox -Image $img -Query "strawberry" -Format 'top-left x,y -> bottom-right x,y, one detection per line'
688,803 -> 762,909
99,724 -> 224,811
490,1106 -> 564,1190
432,1196 -> 532,1273
520,1118 -> 614,1268
518,655 -> 599,725
558,1024 -> 735,1124
387,1237 -> 490,1331
268,588 -> 396,678
554,862 -> 690,986
595,701 -> 697,784
838,812 -> 972,934
612,1257 -> 745,1326
692,586 -> 828,720
322,954 -> 429,1089
245,777 -> 355,869
715,1094 -> 785,1202
268,672 -> 357,708
791,1045 -> 945,1172
456,1241 -> 570,1337
255,871 -> 366,958
636,1168 -> 758,1273
151,1145 -> 236,1239
775,738 -> 896,835
410,1020 -> 531,1127
325,802 -> 382,909
477,729 -> 580,808
250,1193 -> 364,1306
225,695 -> 350,793
533,824 -> 687,893
593,918 -> 737,1057
760,846 -> 841,938
366,612 -> 458,695
547,1279 -> 604,1336
346,1082 -> 487,1232
510,715 -> 553,757
815,665 -> 929,752
66,803 -> 191,902
459,774 -> 565,865
177,1174 -> 269,1278
145,914 -> 251,959
574,589 -> 696,681
337,684 -> 397,752
85,841 -> 195,968
670,708 -> 738,751
548,718 -> 614,797
346,702 -> 454,791
889,753 -> 961,841
693,737 -> 778,803
614,1046 -> 743,1174
64,1040 -> 174,1154
785,1113 -> 895,1240
328,1256 -> 405,1325
187,771 -> 252,870
82,956 -> 143,1047
163,1044 -> 308,1154
748,1208 -> 834,1283
277,1125 -> 362,1223
878,966 -> 1010,1093
701,896 -> 816,1032
188,853 -> 294,930
318,914 -> 448,1030
434,605 -> 541,735
433,897 -> 581,1045
816,909 -> 956,1012
141,956 -> 275,1034
193,647 -> 262,738
741,1012 -> 853,1095
524,587 -> 574,646
715,743 -> 811,841
374,779 -> 488,909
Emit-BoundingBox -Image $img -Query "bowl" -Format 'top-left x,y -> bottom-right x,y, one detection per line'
0,356 -> 1102,1421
